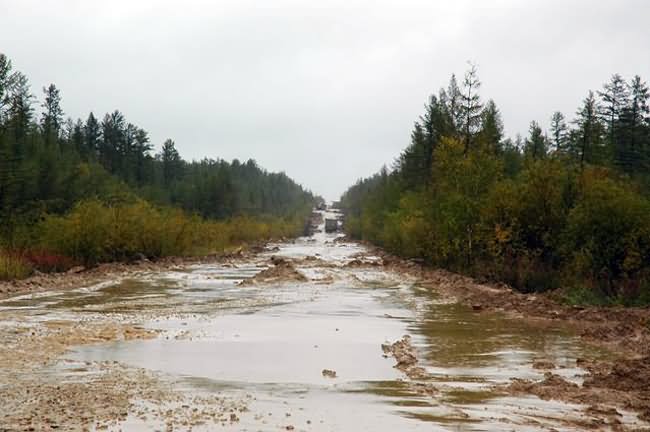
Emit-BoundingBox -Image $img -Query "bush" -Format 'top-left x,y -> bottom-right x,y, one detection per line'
0,251 -> 33,280
23,250 -> 76,273
563,173 -> 650,297
36,199 -> 309,266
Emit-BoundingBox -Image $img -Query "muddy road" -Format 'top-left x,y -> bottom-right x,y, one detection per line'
1,209 -> 649,431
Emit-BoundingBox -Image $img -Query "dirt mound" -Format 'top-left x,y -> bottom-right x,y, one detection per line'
382,335 -> 429,380
504,363 -> 650,424
240,257 -> 307,285
585,356 -> 650,393
532,359 -> 556,370
508,373 -> 579,401
581,356 -> 650,420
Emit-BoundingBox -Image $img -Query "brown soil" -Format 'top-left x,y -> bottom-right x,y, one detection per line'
381,335 -> 438,398
348,242 -> 650,427
3,235 -> 650,428
0,315 -> 250,430
239,256 -> 308,285
382,335 -> 431,381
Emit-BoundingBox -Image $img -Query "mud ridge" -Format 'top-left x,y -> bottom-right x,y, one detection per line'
239,256 -> 308,285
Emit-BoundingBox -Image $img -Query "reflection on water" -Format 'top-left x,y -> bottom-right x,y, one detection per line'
0,209 -> 644,431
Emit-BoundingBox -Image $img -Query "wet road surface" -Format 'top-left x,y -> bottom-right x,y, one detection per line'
1,209 -> 647,431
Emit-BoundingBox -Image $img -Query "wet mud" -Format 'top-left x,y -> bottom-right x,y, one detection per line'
0,209 -> 649,431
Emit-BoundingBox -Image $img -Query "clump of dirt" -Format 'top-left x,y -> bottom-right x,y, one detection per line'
322,369 -> 337,378
508,372 -> 579,400
585,356 -> 650,393
503,363 -> 650,424
240,257 -> 307,285
294,255 -> 337,269
532,359 -> 556,370
583,356 -> 650,421
382,335 -> 428,380
345,259 -> 381,268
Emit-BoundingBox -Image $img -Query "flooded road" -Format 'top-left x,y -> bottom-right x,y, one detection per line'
1,209 -> 647,431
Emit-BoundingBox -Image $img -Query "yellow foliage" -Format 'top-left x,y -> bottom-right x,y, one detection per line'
38,199 -> 308,265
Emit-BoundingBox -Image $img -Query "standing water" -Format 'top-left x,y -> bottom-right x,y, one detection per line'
0,209 -> 646,431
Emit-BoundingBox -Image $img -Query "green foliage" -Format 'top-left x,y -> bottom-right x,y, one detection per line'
37,199 -> 308,265
563,171 -> 650,297
0,52 -> 315,276
0,53 -> 314,230
342,67 -> 650,304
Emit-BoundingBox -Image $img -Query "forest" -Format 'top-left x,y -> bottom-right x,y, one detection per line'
341,65 -> 650,305
0,53 -> 315,278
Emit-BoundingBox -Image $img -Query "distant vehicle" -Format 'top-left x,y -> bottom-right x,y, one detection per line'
325,218 -> 338,233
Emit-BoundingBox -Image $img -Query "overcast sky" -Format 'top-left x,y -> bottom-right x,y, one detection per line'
1,0 -> 649,200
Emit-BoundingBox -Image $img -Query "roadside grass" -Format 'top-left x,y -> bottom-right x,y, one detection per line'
561,280 -> 650,307
0,251 -> 33,281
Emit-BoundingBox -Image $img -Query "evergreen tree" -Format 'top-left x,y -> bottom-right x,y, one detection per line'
459,63 -> 482,153
160,138 -> 182,186
477,99 -> 503,152
40,84 -> 64,141
0,53 -> 15,123
525,121 -> 546,159
84,112 -> 101,159
598,74 -> 629,150
445,74 -> 462,134
6,72 -> 33,143
573,91 -> 604,168
549,111 -> 568,154
617,76 -> 650,173
100,110 -> 125,174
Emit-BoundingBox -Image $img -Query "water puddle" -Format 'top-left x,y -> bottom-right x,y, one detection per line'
1,209 -> 647,430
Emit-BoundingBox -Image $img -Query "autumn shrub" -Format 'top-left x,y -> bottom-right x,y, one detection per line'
35,199 -> 310,266
23,250 -> 76,273
478,161 -> 575,291
562,173 -> 650,298
0,251 -> 32,280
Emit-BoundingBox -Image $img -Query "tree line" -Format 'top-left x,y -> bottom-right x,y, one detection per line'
341,64 -> 650,305
0,53 -> 315,274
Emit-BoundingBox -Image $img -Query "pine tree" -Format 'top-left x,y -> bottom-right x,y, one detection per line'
573,91 -> 604,168
445,74 -> 462,134
7,72 -> 33,144
160,139 -> 182,186
525,121 -> 546,159
133,127 -> 152,185
616,76 -> 650,173
41,84 -> 64,142
549,111 -> 568,154
0,53 -> 15,124
100,111 -> 126,174
598,74 -> 629,151
84,112 -> 101,159
459,63 -> 483,153
477,99 -> 503,153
